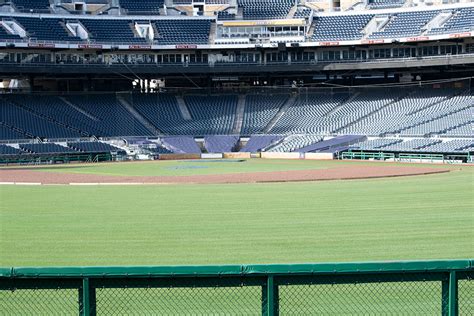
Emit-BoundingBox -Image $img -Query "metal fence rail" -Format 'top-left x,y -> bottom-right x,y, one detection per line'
0,260 -> 472,315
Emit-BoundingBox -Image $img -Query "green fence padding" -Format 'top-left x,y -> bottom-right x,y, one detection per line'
0,268 -> 12,277
5,260 -> 472,278
10,265 -> 244,278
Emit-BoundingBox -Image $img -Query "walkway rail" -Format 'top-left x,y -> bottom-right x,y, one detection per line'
1,260 -> 472,315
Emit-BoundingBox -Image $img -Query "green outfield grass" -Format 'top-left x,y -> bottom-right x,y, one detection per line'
0,160 -> 472,266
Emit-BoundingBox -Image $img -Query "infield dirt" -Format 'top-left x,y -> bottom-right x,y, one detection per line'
0,164 -> 449,185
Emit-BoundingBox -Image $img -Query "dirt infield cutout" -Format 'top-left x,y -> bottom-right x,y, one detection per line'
0,165 -> 449,185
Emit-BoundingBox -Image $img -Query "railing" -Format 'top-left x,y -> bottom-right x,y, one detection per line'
342,151 -> 472,163
1,260 -> 472,315
341,151 -> 396,160
0,153 -> 116,165
1,53 -> 474,69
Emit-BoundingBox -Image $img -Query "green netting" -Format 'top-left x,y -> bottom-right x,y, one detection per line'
95,286 -> 261,315
278,280 -> 444,315
459,277 -> 473,316
0,288 -> 78,315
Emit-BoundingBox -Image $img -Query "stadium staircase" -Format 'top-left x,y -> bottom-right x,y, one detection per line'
261,135 -> 290,152
175,95 -> 192,120
236,7 -> 243,19
209,21 -> 217,44
307,22 -> 316,38
333,92 -> 411,134
116,95 -> 162,136
383,101 -> 473,136
406,90 -> 462,116
325,92 -> 360,116
362,15 -> 391,39
59,96 -> 99,121
435,119 -> 474,136
232,94 -> 246,134
263,95 -> 297,133
287,5 -> 298,19
421,11 -> 454,35
0,121 -> 34,139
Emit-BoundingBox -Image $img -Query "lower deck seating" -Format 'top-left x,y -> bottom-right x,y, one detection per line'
296,135 -> 366,153
0,125 -> 28,140
350,137 -> 474,153
268,135 -> 322,152
423,139 -> 474,152
0,144 -> 22,155
64,95 -> 152,137
0,90 -> 472,142
20,143 -> 75,154
242,94 -> 288,135
67,142 -> 123,153
0,98 -> 83,139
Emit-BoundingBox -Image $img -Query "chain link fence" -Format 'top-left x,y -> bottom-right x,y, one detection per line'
278,276 -> 445,315
458,275 -> 473,316
0,261 -> 472,315
95,285 -> 262,314
0,288 -> 79,315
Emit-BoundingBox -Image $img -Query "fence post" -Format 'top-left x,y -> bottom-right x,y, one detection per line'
80,278 -> 96,316
262,275 -> 278,316
448,271 -> 458,316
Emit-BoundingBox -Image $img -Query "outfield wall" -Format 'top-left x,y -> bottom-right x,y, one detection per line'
159,154 -> 201,160
0,260 -> 472,315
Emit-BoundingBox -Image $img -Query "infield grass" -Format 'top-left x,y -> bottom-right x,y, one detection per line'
1,160 -> 472,266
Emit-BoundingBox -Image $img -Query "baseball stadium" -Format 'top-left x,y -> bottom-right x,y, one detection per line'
0,0 -> 473,314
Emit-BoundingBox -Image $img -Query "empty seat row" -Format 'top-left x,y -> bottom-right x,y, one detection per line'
238,0 -> 294,20
120,0 -> 163,14
67,141 -> 123,153
369,11 -> 438,39
351,138 -> 474,153
12,0 -> 50,12
0,17 -> 211,44
312,15 -> 373,41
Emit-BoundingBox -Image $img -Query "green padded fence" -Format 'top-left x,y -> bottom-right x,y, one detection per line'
341,151 -> 395,160
341,151 -> 471,163
0,260 -> 472,315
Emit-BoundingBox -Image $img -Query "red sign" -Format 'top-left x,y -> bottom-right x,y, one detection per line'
449,32 -> 471,38
28,43 -> 55,48
319,41 -> 340,46
361,39 -> 385,45
78,44 -> 103,49
406,36 -> 429,42
128,45 -> 152,50
175,44 -> 198,49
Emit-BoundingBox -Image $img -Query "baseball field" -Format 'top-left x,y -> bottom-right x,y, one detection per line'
1,159 -> 472,267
